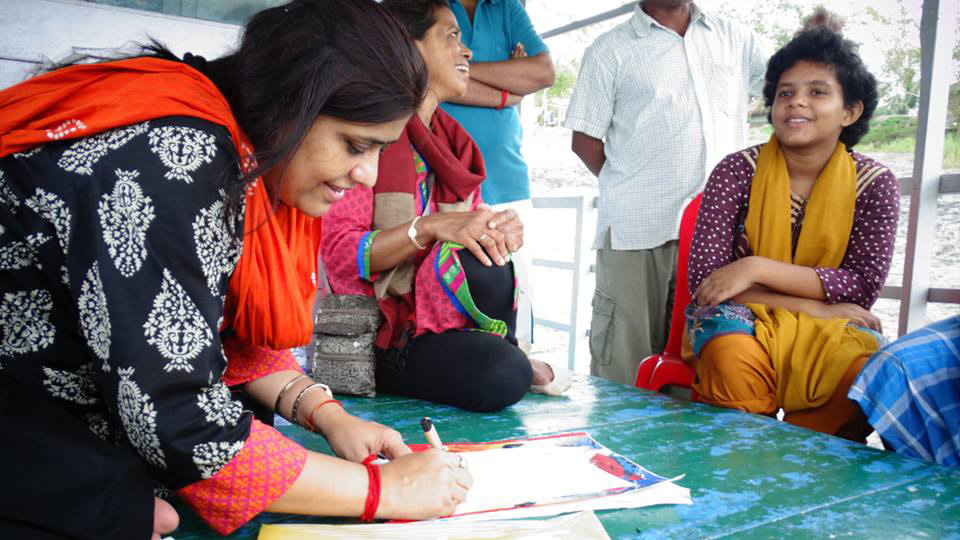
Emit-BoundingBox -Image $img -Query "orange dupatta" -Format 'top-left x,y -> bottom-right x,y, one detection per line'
0,57 -> 319,349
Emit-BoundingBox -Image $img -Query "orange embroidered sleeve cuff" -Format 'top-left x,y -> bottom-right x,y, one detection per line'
177,419 -> 307,535
222,337 -> 304,387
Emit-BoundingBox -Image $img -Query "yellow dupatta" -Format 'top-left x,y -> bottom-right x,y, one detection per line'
745,135 -> 879,412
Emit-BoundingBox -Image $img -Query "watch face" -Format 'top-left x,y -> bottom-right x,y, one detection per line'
408,217 -> 426,249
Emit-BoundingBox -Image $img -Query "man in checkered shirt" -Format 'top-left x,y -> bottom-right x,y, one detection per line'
849,315 -> 960,467
565,0 -> 768,384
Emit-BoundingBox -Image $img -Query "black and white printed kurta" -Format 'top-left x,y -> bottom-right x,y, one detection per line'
0,116 -> 253,490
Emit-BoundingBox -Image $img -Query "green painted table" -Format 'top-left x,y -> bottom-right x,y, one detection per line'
174,374 -> 960,539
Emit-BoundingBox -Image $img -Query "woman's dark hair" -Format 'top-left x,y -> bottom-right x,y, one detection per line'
147,0 -> 427,199
763,25 -> 878,148
381,0 -> 452,40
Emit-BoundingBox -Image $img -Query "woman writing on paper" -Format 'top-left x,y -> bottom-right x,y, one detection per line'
321,0 -> 571,413
685,17 -> 899,440
0,1 -> 471,538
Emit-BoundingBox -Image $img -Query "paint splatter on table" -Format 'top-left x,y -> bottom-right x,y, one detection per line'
174,374 -> 960,539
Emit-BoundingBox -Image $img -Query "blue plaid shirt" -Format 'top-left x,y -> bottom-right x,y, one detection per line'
849,315 -> 960,467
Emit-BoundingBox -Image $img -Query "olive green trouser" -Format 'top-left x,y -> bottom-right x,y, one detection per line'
590,231 -> 677,385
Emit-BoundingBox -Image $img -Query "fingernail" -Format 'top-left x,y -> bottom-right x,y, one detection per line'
498,258 -> 505,265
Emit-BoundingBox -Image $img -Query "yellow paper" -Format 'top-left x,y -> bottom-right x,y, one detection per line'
256,510 -> 611,540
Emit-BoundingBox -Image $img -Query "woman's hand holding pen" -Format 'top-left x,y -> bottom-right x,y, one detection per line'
377,449 -> 473,519
375,417 -> 471,519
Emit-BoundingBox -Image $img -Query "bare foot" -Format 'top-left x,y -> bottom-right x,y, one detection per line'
530,359 -> 555,386
151,497 -> 179,540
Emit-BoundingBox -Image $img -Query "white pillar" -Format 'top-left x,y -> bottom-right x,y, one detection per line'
898,0 -> 958,334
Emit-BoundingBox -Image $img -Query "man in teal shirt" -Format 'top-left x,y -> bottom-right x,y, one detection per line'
442,0 -> 555,352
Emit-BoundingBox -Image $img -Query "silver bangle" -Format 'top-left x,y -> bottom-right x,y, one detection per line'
274,374 -> 309,415
290,383 -> 327,427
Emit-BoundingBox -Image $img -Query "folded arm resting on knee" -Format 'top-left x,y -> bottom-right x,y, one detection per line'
693,256 -> 824,307
694,257 -> 881,332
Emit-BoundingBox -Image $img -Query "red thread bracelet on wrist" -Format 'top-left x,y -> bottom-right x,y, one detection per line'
360,454 -> 381,522
496,89 -> 508,110
303,399 -> 343,432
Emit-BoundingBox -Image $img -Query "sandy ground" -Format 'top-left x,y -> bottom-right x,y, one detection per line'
521,126 -> 960,372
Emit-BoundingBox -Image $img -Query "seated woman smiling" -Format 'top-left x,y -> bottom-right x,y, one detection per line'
321,0 -> 570,412
685,20 -> 899,441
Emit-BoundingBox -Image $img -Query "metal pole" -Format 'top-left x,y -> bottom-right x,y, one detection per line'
567,197 -> 585,370
898,0 -> 956,335
541,2 -> 636,39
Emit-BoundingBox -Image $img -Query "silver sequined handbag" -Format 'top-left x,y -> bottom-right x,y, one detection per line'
306,264 -> 383,397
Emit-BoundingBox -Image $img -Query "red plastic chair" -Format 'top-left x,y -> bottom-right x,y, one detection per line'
635,194 -> 701,400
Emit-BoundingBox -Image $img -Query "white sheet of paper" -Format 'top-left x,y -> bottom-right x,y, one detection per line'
452,445 -> 636,515
442,480 -> 691,522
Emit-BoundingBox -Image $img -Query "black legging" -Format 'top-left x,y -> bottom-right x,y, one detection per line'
376,250 -> 532,412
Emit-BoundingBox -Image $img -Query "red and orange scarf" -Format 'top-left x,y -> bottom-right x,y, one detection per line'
374,108 -> 485,203
370,109 -> 486,348
0,57 -> 319,349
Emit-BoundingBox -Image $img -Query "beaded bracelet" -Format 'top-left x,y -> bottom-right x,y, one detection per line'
274,374 -> 309,415
290,383 -> 327,427
303,399 -> 344,432
360,454 -> 382,522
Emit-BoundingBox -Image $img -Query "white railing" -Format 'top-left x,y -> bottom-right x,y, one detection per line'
529,196 -> 586,370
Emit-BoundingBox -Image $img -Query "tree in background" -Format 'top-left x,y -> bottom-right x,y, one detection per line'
713,0 -> 806,49
700,0 -> 958,124
534,64 -> 576,126
867,3 -> 923,115
865,1 -> 959,124
531,0 -> 959,131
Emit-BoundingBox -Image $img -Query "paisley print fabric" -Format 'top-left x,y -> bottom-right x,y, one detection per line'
0,117 -> 289,509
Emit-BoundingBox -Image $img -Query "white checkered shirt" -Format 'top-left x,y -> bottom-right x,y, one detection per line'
564,2 -> 768,250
